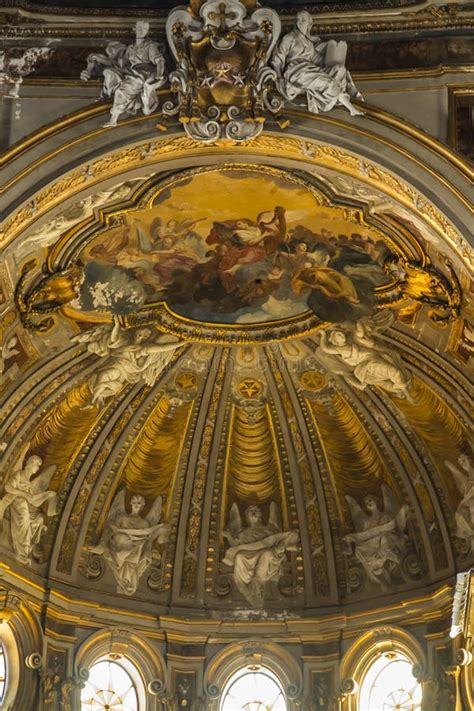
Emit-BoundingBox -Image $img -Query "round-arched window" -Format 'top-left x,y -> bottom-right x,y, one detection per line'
220,665 -> 287,711
0,641 -> 6,704
359,651 -> 422,711
80,658 -> 139,711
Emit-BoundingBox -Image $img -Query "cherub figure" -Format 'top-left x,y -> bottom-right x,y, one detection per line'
0,453 -> 57,565
445,454 -> 474,549
222,502 -> 299,606
74,318 -> 185,407
316,312 -> 412,398
88,489 -> 169,595
343,484 -> 409,590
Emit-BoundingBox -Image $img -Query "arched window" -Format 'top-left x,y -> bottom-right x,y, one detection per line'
358,651 -> 422,711
0,641 -> 6,704
220,665 -> 287,711
80,658 -> 139,711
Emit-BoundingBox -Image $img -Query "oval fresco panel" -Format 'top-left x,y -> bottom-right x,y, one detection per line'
70,166 -> 393,326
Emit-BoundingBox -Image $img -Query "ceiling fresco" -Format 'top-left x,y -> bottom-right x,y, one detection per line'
0,156 -> 472,614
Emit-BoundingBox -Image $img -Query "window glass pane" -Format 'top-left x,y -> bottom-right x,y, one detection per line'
359,652 -> 422,711
220,667 -> 287,711
81,659 -> 138,711
0,641 -> 6,703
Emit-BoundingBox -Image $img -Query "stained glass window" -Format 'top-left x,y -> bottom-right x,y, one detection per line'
220,666 -> 287,711
0,641 -> 6,703
359,652 -> 422,711
80,659 -> 139,711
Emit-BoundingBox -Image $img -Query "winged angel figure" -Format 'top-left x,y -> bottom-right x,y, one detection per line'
316,311 -> 411,398
445,454 -> 474,549
0,452 -> 57,565
343,484 -> 409,590
74,317 -> 185,407
222,502 -> 299,607
88,489 -> 169,595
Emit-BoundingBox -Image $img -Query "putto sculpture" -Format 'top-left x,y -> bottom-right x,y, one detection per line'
79,2 -> 364,139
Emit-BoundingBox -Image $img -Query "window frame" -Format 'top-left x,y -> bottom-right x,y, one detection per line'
80,655 -> 141,711
219,663 -> 288,711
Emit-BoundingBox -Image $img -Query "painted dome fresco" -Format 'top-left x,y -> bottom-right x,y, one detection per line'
0,145 -> 472,616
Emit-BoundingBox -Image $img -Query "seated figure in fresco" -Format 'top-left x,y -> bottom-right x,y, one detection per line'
272,11 -> 364,117
316,312 -> 412,398
81,21 -> 166,127
88,490 -> 169,595
222,502 -> 299,607
344,485 -> 410,590
0,455 -> 57,565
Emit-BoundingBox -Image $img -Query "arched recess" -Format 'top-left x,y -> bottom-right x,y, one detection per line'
75,627 -> 167,711
203,640 -> 303,710
0,592 -> 43,710
339,625 -> 426,711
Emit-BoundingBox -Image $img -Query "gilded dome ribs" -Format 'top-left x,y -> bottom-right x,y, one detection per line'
364,388 -> 452,575
264,345 -> 331,602
177,348 -> 229,602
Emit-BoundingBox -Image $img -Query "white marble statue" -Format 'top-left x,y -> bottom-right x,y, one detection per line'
222,502 -> 299,606
81,21 -> 166,127
344,485 -> 409,590
88,489 -> 169,595
271,11 -> 363,117
74,318 -> 185,407
316,313 -> 411,398
445,454 -> 474,549
0,454 -> 57,565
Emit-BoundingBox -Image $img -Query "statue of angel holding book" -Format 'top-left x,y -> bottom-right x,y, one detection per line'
343,484 -> 409,590
0,453 -> 57,565
222,502 -> 299,607
88,489 -> 169,595
272,11 -> 364,116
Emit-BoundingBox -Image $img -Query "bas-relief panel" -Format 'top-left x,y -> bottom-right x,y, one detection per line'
0,163 -> 472,610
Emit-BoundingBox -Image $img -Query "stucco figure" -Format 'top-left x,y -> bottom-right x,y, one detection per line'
81,21 -> 166,126
344,484 -> 409,590
272,11 -> 363,116
222,502 -> 299,606
74,318 -> 185,407
88,489 -> 169,595
0,455 -> 57,564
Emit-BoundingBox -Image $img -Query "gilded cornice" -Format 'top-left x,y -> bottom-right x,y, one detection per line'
1,0 -> 473,36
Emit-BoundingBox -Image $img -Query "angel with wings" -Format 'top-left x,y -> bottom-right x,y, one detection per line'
222,502 -> 299,607
88,489 -> 169,595
343,484 -> 409,590
316,312 -> 411,398
0,453 -> 57,565
74,318 -> 185,407
445,454 -> 474,548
